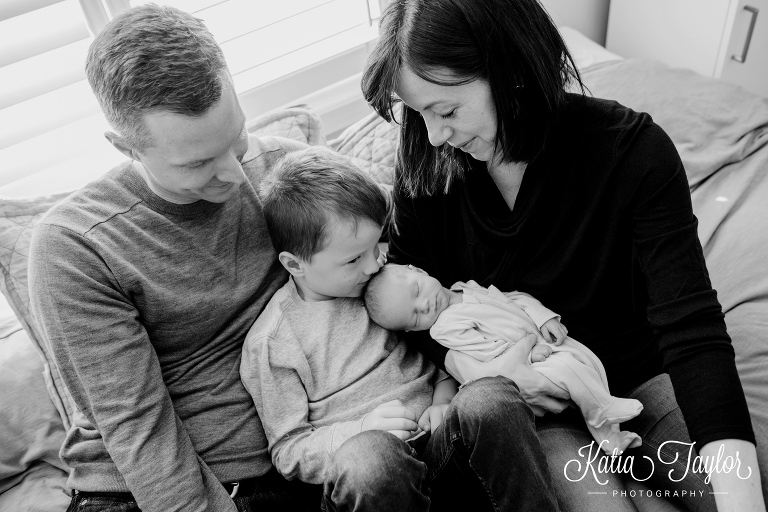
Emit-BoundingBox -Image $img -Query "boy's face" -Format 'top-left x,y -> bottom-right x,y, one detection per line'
374,265 -> 451,331
294,218 -> 383,302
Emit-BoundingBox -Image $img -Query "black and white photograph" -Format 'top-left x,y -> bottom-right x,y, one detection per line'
0,0 -> 766,510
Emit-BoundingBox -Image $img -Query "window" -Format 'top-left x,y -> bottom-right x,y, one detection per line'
0,0 -> 381,192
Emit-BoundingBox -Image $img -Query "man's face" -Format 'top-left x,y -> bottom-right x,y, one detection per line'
294,218 -> 383,302
134,80 -> 249,203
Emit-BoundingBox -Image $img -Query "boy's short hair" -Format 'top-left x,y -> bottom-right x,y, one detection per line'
260,147 -> 388,261
363,263 -> 407,326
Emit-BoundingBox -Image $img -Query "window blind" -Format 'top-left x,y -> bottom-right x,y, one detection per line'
0,0 -> 379,191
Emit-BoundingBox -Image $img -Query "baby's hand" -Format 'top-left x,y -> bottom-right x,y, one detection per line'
540,318 -> 568,345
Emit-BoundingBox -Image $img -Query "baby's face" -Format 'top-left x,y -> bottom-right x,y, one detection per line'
375,265 -> 452,331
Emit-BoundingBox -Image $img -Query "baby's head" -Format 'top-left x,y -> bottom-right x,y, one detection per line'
259,147 -> 387,301
364,263 -> 454,331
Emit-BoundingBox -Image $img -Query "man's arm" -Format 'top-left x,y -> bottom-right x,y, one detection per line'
29,224 -> 235,512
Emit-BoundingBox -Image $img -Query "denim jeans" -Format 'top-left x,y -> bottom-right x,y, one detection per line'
537,373 -> 717,512
323,376 -> 560,512
64,468 -> 322,512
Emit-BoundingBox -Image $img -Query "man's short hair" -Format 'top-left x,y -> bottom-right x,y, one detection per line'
86,4 -> 228,150
260,147 -> 388,261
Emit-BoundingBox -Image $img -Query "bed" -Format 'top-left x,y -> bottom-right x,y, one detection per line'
1,27 -> 766,511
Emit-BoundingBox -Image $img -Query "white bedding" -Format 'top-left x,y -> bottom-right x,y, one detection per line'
559,26 -> 623,70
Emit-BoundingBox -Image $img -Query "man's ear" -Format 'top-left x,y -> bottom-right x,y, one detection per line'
105,132 -> 139,161
278,251 -> 305,277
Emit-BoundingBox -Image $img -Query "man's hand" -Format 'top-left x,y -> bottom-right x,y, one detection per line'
362,399 -> 419,440
418,403 -> 450,432
445,334 -> 571,417
540,318 -> 568,345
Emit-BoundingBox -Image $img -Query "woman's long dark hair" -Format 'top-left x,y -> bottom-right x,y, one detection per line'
362,0 -> 584,197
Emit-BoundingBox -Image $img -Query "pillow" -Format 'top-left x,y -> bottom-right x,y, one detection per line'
0,104 -> 327,433
0,192 -> 77,428
0,461 -> 70,512
330,104 -> 401,186
0,322 -> 68,487
247,104 -> 327,146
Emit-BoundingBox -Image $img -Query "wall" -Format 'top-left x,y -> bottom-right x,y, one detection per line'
541,0 -> 611,45
268,0 -> 613,140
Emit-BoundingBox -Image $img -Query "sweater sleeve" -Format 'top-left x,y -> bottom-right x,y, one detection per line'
28,224 -> 235,512
627,123 -> 754,446
388,177 -> 450,369
240,333 -> 365,484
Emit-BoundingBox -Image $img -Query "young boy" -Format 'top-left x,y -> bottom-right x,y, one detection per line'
240,146 -> 455,509
241,147 -> 563,512
365,263 -> 644,455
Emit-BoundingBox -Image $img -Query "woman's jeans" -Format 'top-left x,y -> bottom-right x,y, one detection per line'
537,373 -> 717,512
323,376 -> 560,512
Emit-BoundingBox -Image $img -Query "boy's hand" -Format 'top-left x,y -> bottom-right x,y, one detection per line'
540,318 -> 568,345
418,404 -> 450,433
362,399 -> 419,441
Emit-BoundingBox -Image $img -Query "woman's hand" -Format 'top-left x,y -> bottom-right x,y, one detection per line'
362,399 -> 419,441
444,334 -> 571,417
530,343 -> 553,363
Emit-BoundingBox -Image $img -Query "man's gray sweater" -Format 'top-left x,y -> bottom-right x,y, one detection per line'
28,136 -> 306,512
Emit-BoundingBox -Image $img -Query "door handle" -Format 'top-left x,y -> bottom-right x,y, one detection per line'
732,5 -> 759,63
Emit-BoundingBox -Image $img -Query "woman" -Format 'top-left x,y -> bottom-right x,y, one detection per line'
361,0 -> 764,510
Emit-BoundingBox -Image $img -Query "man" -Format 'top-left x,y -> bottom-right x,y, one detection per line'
28,5 -> 317,511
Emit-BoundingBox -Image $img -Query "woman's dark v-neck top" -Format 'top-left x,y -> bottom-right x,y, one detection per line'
388,93 -> 754,447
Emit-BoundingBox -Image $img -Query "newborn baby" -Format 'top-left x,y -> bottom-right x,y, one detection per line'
364,263 -> 643,455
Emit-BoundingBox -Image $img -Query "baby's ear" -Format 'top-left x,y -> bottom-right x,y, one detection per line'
278,251 -> 304,277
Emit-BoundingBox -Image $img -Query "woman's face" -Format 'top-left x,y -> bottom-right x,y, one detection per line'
395,66 -> 498,162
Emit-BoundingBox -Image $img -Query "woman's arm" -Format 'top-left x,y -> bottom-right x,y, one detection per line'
444,334 -> 570,416
626,123 -> 761,508
628,123 -> 755,446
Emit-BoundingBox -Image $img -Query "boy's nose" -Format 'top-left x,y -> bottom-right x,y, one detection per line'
363,251 -> 381,275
